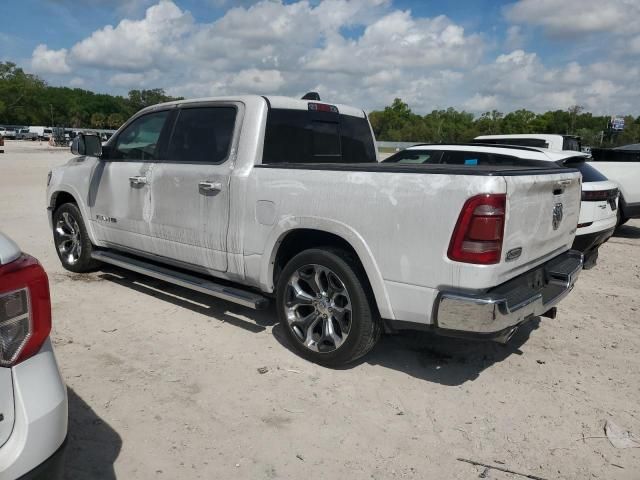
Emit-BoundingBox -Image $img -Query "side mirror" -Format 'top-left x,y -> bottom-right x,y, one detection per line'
70,133 -> 103,157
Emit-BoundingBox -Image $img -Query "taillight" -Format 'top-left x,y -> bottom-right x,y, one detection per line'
0,254 -> 51,366
448,194 -> 506,265
581,189 -> 618,201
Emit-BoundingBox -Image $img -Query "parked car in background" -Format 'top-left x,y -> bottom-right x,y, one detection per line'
0,232 -> 67,479
386,144 -> 618,269
28,126 -> 52,141
0,127 -> 17,140
16,128 -> 38,141
474,134 -> 638,227
47,94 -> 583,366
474,134 -> 582,152
589,147 -> 640,225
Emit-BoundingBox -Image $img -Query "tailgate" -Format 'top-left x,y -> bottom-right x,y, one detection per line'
0,367 -> 14,447
500,171 -> 581,278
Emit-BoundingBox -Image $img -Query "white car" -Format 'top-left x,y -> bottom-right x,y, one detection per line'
0,233 -> 67,480
589,146 -> 640,225
474,134 -> 639,226
0,128 -> 17,140
47,94 -> 583,366
385,144 -> 618,268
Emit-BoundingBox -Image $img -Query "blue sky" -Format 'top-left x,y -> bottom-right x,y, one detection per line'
1,0 -> 638,115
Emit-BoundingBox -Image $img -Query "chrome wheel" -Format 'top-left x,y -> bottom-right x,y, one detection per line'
284,264 -> 352,353
55,212 -> 82,265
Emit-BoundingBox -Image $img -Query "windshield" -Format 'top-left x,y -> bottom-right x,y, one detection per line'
383,149 -> 442,164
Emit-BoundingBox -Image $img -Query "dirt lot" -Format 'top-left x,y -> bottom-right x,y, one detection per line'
1,140 -> 639,479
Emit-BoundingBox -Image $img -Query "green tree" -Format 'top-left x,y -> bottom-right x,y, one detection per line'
107,113 -> 124,129
127,88 -> 182,113
90,112 -> 106,128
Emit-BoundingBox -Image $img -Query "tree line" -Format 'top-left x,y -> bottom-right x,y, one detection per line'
369,99 -> 640,147
1,61 -> 639,146
0,62 -> 181,129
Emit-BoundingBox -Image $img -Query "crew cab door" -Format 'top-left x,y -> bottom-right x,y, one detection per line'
89,109 -> 172,252
146,103 -> 240,272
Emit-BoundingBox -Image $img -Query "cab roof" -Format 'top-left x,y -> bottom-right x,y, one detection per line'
149,95 -> 366,118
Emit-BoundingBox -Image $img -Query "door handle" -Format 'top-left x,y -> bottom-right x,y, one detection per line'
129,176 -> 147,186
198,181 -> 223,193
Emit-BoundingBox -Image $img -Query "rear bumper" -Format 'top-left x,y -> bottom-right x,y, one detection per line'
621,200 -> 640,219
17,438 -> 66,480
572,227 -> 615,268
0,339 -> 68,480
433,250 -> 583,339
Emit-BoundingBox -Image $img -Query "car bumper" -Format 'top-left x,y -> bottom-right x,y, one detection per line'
0,339 -> 68,480
433,250 -> 583,341
17,438 -> 66,480
572,227 -> 615,269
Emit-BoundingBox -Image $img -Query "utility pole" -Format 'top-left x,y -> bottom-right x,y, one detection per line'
49,104 -> 54,127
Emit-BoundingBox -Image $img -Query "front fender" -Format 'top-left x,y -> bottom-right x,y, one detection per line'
259,216 -> 395,320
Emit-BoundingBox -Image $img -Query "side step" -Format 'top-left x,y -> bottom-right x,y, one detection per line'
91,250 -> 269,310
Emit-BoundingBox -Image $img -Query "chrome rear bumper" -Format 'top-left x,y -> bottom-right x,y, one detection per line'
434,250 -> 583,338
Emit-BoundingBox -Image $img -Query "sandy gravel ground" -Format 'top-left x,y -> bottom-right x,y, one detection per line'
1,140 -> 639,480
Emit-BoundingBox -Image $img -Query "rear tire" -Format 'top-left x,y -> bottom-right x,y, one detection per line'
276,248 -> 381,367
52,203 -> 100,273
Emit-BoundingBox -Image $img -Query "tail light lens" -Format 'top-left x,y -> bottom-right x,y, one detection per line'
581,189 -> 618,201
0,254 -> 51,367
448,194 -> 506,265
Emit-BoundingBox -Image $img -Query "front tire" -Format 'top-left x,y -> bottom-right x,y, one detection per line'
52,203 -> 100,273
276,248 -> 381,367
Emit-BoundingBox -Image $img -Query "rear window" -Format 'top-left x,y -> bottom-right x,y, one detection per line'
560,158 -> 607,182
262,108 -> 376,164
167,107 -> 237,163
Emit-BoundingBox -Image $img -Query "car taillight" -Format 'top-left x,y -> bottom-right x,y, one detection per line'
0,254 -> 51,367
448,194 -> 506,265
581,189 -> 618,201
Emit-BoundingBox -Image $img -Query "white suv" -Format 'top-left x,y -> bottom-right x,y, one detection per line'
0,233 -> 67,480
383,144 -> 618,268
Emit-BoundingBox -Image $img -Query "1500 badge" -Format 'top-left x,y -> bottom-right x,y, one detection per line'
96,215 -> 117,223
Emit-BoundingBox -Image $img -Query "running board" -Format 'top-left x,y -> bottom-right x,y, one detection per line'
91,250 -> 269,310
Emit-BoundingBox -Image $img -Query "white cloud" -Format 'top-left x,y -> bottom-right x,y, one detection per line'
28,1 -> 640,116
70,0 -> 193,71
31,44 -> 71,74
302,11 -> 482,73
504,0 -> 640,37
69,77 -> 85,87
462,49 -> 640,114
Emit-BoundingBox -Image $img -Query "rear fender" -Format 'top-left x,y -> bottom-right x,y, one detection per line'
260,216 -> 395,320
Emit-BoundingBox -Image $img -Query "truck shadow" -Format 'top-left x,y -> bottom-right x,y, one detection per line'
614,223 -> 640,239
95,265 -> 537,386
97,266 -> 276,333
64,388 -> 122,480
272,319 -> 540,386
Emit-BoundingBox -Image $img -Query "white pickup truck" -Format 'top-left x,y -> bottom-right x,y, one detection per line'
46,95 -> 583,365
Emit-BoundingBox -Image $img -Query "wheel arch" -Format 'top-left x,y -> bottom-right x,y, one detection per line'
49,188 -> 99,245
261,218 -> 394,320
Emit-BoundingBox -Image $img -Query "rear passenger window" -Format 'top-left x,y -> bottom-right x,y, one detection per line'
262,108 -> 377,164
167,107 -> 237,163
